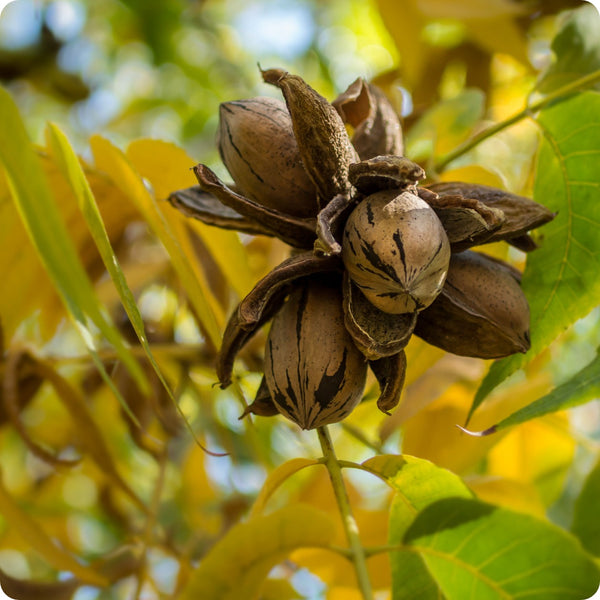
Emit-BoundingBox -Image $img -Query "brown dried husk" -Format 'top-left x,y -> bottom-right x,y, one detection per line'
419,191 -> 506,248
333,78 -> 404,159
262,68 -> 359,204
342,190 -> 450,314
193,164 -> 317,249
426,182 -> 555,249
369,351 -> 407,415
168,186 -> 274,236
217,252 -> 341,387
414,251 -> 531,358
342,274 -> 416,360
264,278 -> 367,429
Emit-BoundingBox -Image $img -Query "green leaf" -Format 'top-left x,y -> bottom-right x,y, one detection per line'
471,351 -> 600,435
90,135 -> 223,352
572,458 -> 600,556
537,5 -> 600,94
474,91 -> 600,413
44,124 -> 186,433
363,455 -> 471,600
0,87 -> 149,402
179,504 -> 335,600
403,497 -> 600,600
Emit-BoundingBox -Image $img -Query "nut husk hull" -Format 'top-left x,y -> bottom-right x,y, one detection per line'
265,278 -> 367,429
415,251 -> 531,358
217,97 -> 318,218
262,69 -> 359,203
342,190 -> 450,314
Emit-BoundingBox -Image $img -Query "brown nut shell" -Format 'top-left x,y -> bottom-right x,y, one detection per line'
217,97 -> 318,218
265,278 -> 367,429
414,251 -> 531,358
342,190 -> 450,314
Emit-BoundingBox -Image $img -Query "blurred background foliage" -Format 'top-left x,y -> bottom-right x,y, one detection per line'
1,0 -> 600,599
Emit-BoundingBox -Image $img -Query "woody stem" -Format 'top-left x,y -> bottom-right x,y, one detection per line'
433,68 -> 600,172
317,426 -> 373,600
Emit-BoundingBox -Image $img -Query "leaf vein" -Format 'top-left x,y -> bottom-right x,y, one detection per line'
418,546 -> 512,599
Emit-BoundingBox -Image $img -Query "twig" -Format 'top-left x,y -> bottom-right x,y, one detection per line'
433,69 -> 600,173
317,426 -> 373,600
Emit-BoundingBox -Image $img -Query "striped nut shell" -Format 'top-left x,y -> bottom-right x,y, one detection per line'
217,97 -> 318,218
264,278 -> 367,429
342,190 -> 451,314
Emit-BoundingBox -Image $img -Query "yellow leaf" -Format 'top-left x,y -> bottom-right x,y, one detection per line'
0,469 -> 107,586
438,165 -> 505,187
259,578 -> 300,600
126,138 -> 255,299
467,475 -> 546,517
467,16 -> 529,64
33,357 -> 146,513
250,458 -> 321,517
380,350 -> 470,442
327,587 -> 365,600
376,0 -> 427,89
90,135 -> 222,351
0,89 -> 148,407
401,370 -> 552,474
179,504 -> 335,600
485,414 -> 575,505
416,0 -> 523,19
180,443 -> 221,536
126,139 -> 197,200
294,512 -> 391,591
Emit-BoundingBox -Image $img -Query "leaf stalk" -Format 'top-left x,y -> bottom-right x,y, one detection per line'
317,426 -> 374,600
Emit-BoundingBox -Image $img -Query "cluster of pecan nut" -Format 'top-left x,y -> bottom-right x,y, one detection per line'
169,68 -> 554,430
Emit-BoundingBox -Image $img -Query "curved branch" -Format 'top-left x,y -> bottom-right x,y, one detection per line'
434,69 -> 600,172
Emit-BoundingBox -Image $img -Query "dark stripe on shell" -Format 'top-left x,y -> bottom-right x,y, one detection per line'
220,109 -> 267,186
352,226 -> 402,285
366,202 -> 375,227
392,230 -> 408,279
314,349 -> 348,410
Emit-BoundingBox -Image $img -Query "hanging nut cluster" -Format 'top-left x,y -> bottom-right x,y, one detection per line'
169,68 -> 555,430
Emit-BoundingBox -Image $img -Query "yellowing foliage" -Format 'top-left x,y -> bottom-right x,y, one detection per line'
0,2 -> 599,599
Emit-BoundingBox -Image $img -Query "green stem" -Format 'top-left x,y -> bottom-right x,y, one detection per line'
317,426 -> 373,600
433,68 -> 600,173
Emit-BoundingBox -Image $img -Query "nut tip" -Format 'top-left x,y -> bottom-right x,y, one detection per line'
261,67 -> 288,86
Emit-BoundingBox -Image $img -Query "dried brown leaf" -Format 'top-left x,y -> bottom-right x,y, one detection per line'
2,351 -> 78,466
